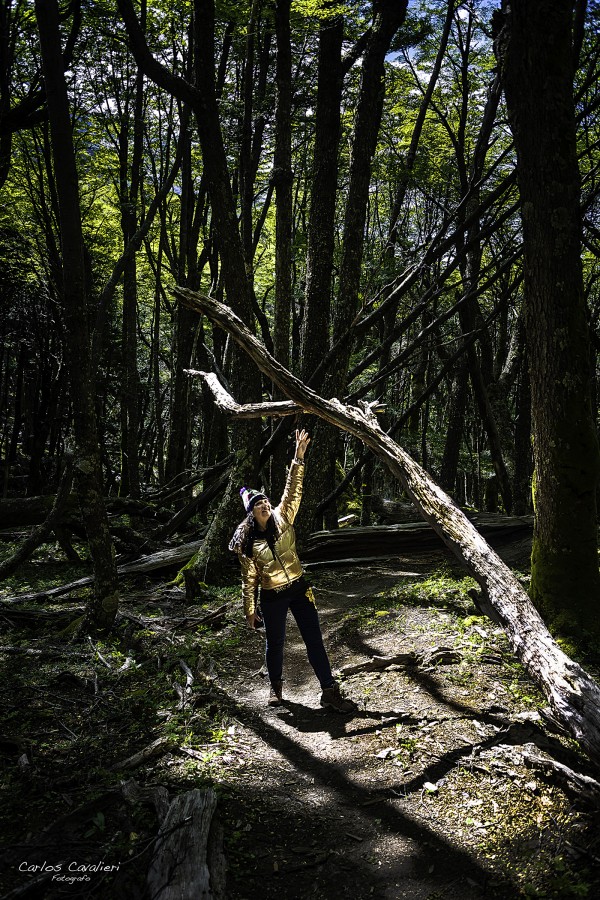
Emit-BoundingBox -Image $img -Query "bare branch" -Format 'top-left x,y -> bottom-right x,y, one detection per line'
185,370 -> 299,418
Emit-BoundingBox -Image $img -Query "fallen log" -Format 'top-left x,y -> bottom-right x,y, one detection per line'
147,788 -> 226,900
0,494 -> 80,529
371,495 -> 419,523
0,606 -> 83,625
371,495 -> 534,533
519,744 -> 600,806
175,286 -> 600,769
302,517 -> 533,562
0,540 -> 203,605
0,494 -> 172,530
304,555 -> 432,569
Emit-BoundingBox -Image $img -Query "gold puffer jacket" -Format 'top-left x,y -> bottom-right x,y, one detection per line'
237,461 -> 305,615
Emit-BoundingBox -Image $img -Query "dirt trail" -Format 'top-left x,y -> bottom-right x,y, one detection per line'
218,563 -> 532,900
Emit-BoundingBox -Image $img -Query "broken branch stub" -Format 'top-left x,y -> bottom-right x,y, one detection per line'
173,286 -> 600,769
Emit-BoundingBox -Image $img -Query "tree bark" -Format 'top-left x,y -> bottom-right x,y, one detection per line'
35,0 -> 119,632
147,789 -> 226,900
174,286 -> 600,769
494,0 -> 600,641
300,11 -> 343,386
165,113 -> 197,485
439,358 -> 469,496
296,11 -> 344,535
185,0 -> 262,590
118,57 -> 144,498
270,0 -> 294,499
512,351 -> 533,516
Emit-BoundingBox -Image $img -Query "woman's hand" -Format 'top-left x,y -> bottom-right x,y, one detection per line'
246,611 -> 261,629
295,428 -> 310,460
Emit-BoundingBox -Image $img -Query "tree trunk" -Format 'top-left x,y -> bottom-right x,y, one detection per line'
439,358 -> 469,496
388,0 -> 455,244
329,0 -> 407,395
296,12 -> 343,536
175,286 -> 600,769
300,11 -> 343,386
146,789 -> 226,900
271,0 -> 294,499
118,61 -> 144,498
183,0 -> 262,591
150,234 -> 166,485
166,119 -> 197,484
512,352 -> 533,516
495,0 -> 600,641
35,0 -> 119,632
454,61 -> 513,513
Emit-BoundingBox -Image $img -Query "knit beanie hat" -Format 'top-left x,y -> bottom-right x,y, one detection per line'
240,486 -> 267,512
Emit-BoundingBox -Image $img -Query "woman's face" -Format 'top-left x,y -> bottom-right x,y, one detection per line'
253,498 -> 272,528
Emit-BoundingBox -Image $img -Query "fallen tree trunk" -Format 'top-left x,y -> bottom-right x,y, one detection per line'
0,494 -> 172,530
302,517 -> 533,561
175,286 -> 600,769
0,540 -> 203,605
371,494 -> 534,531
0,494 -> 80,529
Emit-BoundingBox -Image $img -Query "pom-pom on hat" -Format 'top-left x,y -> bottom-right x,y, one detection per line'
240,486 -> 267,512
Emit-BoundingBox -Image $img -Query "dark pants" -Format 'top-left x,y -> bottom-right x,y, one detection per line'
260,577 -> 334,690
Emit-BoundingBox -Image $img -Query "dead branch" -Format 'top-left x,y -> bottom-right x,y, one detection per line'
519,744 -> 600,805
118,604 -> 229,633
339,647 -> 463,677
145,455 -> 233,505
173,286 -> 600,769
339,653 -> 416,675
112,736 -> 174,771
185,369 -> 299,417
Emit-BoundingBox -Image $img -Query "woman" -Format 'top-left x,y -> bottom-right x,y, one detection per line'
229,429 -> 356,712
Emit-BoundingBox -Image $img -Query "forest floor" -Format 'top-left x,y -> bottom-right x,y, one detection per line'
1,538 -> 600,900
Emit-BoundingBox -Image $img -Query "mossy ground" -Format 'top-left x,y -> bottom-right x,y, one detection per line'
1,545 -> 599,899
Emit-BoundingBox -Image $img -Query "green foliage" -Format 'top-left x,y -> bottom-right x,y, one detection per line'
291,0 -> 348,19
392,571 -> 477,610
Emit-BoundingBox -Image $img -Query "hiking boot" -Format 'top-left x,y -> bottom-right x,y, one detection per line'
320,682 -> 357,713
268,680 -> 283,707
